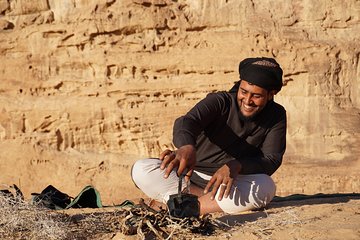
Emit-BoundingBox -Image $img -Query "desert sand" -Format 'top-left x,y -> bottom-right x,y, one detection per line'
0,0 -> 359,239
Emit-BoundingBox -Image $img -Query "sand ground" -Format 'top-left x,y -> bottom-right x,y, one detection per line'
71,195 -> 360,239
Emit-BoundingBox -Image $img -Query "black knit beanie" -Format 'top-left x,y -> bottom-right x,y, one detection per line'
238,57 -> 283,92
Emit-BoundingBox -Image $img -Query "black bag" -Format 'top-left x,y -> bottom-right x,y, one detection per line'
167,193 -> 200,218
31,185 -> 103,210
31,185 -> 71,209
166,175 -> 200,218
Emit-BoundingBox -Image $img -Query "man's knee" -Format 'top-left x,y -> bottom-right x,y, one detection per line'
216,174 -> 276,214
131,158 -> 181,202
131,158 -> 161,188
253,174 -> 276,206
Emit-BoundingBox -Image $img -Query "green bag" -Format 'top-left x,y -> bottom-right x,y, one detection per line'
31,185 -> 134,210
31,185 -> 102,209
65,185 -> 102,209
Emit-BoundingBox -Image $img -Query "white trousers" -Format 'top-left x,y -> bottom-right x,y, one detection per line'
131,158 -> 276,214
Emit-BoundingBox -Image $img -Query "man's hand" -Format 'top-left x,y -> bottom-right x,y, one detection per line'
159,145 -> 196,180
204,160 -> 242,201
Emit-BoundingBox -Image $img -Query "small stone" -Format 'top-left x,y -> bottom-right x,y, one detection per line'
0,19 -> 14,30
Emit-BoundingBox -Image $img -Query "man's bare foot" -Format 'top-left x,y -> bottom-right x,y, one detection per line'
139,198 -> 167,212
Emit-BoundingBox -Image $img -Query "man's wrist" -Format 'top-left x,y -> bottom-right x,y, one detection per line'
178,144 -> 196,150
226,160 -> 242,173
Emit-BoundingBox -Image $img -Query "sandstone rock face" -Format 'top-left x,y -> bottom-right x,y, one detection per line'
0,0 -> 359,203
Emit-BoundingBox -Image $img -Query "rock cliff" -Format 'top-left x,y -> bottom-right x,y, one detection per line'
0,0 -> 359,202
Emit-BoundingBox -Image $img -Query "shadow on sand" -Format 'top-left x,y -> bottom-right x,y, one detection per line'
216,193 -> 360,226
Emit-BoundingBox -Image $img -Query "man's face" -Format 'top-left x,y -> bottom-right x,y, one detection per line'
237,80 -> 274,119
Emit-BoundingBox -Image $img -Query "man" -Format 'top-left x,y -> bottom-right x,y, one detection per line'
132,57 -> 286,215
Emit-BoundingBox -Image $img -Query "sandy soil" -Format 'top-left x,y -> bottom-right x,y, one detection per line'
2,183 -> 359,239
73,195 -> 360,239
1,155 -> 359,239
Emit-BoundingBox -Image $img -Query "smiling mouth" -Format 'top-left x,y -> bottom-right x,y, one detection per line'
242,103 -> 256,112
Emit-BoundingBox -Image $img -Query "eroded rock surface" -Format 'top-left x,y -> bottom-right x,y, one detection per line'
0,0 -> 359,202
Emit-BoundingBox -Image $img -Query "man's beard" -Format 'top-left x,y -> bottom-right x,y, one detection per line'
239,110 -> 258,121
238,103 -> 266,121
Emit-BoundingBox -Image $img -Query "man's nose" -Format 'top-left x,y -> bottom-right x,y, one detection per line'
243,94 -> 252,104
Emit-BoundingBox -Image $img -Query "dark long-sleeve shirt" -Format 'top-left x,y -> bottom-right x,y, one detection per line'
173,90 -> 286,188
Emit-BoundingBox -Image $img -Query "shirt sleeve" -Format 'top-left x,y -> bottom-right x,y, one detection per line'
173,93 -> 226,147
239,109 -> 287,176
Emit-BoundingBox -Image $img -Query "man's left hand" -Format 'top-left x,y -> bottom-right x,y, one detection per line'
204,160 -> 242,201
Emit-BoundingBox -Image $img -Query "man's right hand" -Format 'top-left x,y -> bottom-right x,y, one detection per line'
159,144 -> 196,181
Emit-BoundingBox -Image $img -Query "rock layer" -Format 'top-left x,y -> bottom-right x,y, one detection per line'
0,0 -> 359,202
